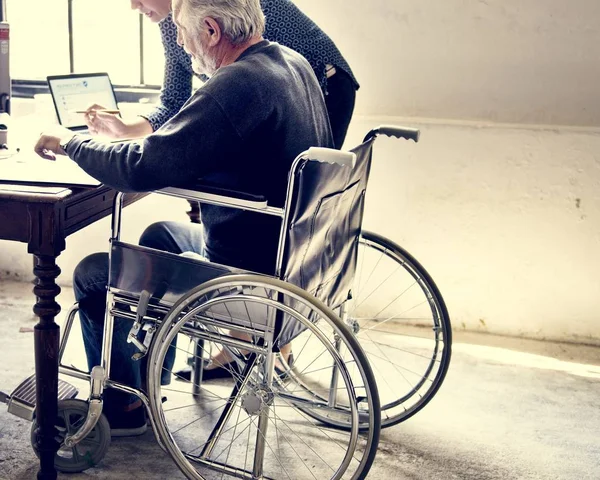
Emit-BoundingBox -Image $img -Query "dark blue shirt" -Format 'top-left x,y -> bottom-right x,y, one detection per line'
144,0 -> 358,130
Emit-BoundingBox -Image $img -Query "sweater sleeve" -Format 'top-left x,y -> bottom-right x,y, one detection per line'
142,14 -> 193,131
66,90 -> 242,193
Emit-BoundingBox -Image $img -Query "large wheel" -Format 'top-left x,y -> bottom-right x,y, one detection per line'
146,274 -> 380,480
347,231 -> 452,428
31,399 -> 111,473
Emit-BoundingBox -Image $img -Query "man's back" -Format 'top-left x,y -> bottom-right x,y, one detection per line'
193,40 -> 334,272
68,40 -> 332,274
196,40 -> 333,205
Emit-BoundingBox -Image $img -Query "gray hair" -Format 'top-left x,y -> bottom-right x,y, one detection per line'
179,0 -> 265,45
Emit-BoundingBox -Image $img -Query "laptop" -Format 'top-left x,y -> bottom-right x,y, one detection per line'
47,72 -> 119,132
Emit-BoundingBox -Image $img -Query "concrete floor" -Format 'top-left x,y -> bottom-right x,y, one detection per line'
0,279 -> 599,480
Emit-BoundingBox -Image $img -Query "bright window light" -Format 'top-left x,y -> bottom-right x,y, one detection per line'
8,0 -> 164,86
142,15 -> 165,86
71,0 -> 139,84
9,0 -> 70,79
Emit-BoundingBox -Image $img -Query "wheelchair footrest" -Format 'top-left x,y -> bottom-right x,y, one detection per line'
6,374 -> 78,421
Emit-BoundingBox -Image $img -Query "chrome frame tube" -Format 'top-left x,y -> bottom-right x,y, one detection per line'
111,192 -> 126,241
275,391 -> 349,411
96,192 -> 126,387
63,366 -> 105,447
252,299 -> 278,478
201,354 -> 258,458
157,153 -> 306,281
274,153 -> 306,279
110,304 -> 270,340
191,338 -> 204,396
328,304 -> 346,407
60,289 -> 118,449
104,380 -> 170,453
328,336 -> 342,408
157,189 -> 284,217
99,291 -> 117,379
63,398 -> 103,447
59,365 -> 91,382
58,303 -> 79,364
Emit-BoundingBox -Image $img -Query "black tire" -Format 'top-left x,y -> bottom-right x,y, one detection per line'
348,231 -> 452,427
31,398 -> 111,473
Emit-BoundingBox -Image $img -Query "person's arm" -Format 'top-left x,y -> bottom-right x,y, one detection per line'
63,91 -> 240,193
114,116 -> 154,138
141,13 -> 194,131
82,104 -> 153,139
81,14 -> 193,139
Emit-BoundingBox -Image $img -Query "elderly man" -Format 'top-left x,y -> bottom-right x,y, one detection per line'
35,0 -> 332,436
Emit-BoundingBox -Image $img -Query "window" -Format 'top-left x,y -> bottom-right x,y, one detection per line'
8,0 -> 164,87
71,0 -> 140,84
143,12 -> 165,86
9,1 -> 70,79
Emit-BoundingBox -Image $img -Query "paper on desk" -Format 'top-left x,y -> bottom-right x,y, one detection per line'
0,151 -> 101,188
0,184 -> 70,194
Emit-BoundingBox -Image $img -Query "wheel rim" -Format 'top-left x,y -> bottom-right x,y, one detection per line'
146,275 -> 380,480
346,232 -> 452,427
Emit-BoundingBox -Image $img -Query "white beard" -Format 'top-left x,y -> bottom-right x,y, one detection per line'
191,53 -> 217,77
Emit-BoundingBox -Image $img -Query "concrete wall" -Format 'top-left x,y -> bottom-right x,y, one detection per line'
344,117 -> 600,345
295,0 -> 600,126
300,0 -> 600,344
1,0 -> 599,344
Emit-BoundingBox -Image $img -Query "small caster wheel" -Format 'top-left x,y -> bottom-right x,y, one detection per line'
31,398 -> 111,473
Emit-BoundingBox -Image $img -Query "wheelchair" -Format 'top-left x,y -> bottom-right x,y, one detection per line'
3,125 -> 451,479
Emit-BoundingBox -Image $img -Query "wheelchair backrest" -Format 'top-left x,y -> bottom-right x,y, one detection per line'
281,137 -> 376,310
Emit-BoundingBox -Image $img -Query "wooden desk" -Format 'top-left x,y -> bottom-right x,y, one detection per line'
0,184 -> 144,480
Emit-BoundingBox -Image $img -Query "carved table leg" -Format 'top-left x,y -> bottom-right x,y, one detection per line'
32,255 -> 62,480
187,200 -> 201,224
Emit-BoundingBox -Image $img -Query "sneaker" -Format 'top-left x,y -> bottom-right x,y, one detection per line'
104,405 -> 148,437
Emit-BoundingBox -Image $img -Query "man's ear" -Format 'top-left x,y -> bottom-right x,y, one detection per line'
204,17 -> 221,47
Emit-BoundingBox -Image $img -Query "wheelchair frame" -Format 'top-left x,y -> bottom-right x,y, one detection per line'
4,124 -> 452,479
54,142 -> 382,479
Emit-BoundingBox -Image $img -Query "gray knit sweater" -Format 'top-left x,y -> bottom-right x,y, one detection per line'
66,40 -> 333,273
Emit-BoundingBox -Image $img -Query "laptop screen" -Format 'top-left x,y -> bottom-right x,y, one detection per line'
47,73 -> 119,131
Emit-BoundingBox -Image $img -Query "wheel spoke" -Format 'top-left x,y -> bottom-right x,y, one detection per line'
347,233 -> 451,427
145,276 -> 379,479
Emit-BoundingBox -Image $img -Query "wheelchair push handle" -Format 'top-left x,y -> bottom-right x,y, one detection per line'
363,125 -> 420,143
305,147 -> 356,168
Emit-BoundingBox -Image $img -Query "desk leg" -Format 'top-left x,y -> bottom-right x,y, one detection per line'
32,255 -> 62,480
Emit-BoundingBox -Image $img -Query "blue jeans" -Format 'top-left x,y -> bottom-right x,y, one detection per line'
73,221 -> 205,410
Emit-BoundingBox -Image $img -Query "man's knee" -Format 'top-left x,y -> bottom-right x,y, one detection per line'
139,221 -> 202,255
139,221 -> 174,250
73,252 -> 109,301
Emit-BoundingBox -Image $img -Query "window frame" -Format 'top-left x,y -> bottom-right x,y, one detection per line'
10,0 -> 162,99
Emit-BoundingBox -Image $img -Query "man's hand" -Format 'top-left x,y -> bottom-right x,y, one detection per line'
34,127 -> 76,161
83,104 -> 127,138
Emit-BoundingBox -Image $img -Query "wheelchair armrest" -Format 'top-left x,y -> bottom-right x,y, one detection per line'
306,148 -> 356,168
159,184 -> 269,210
